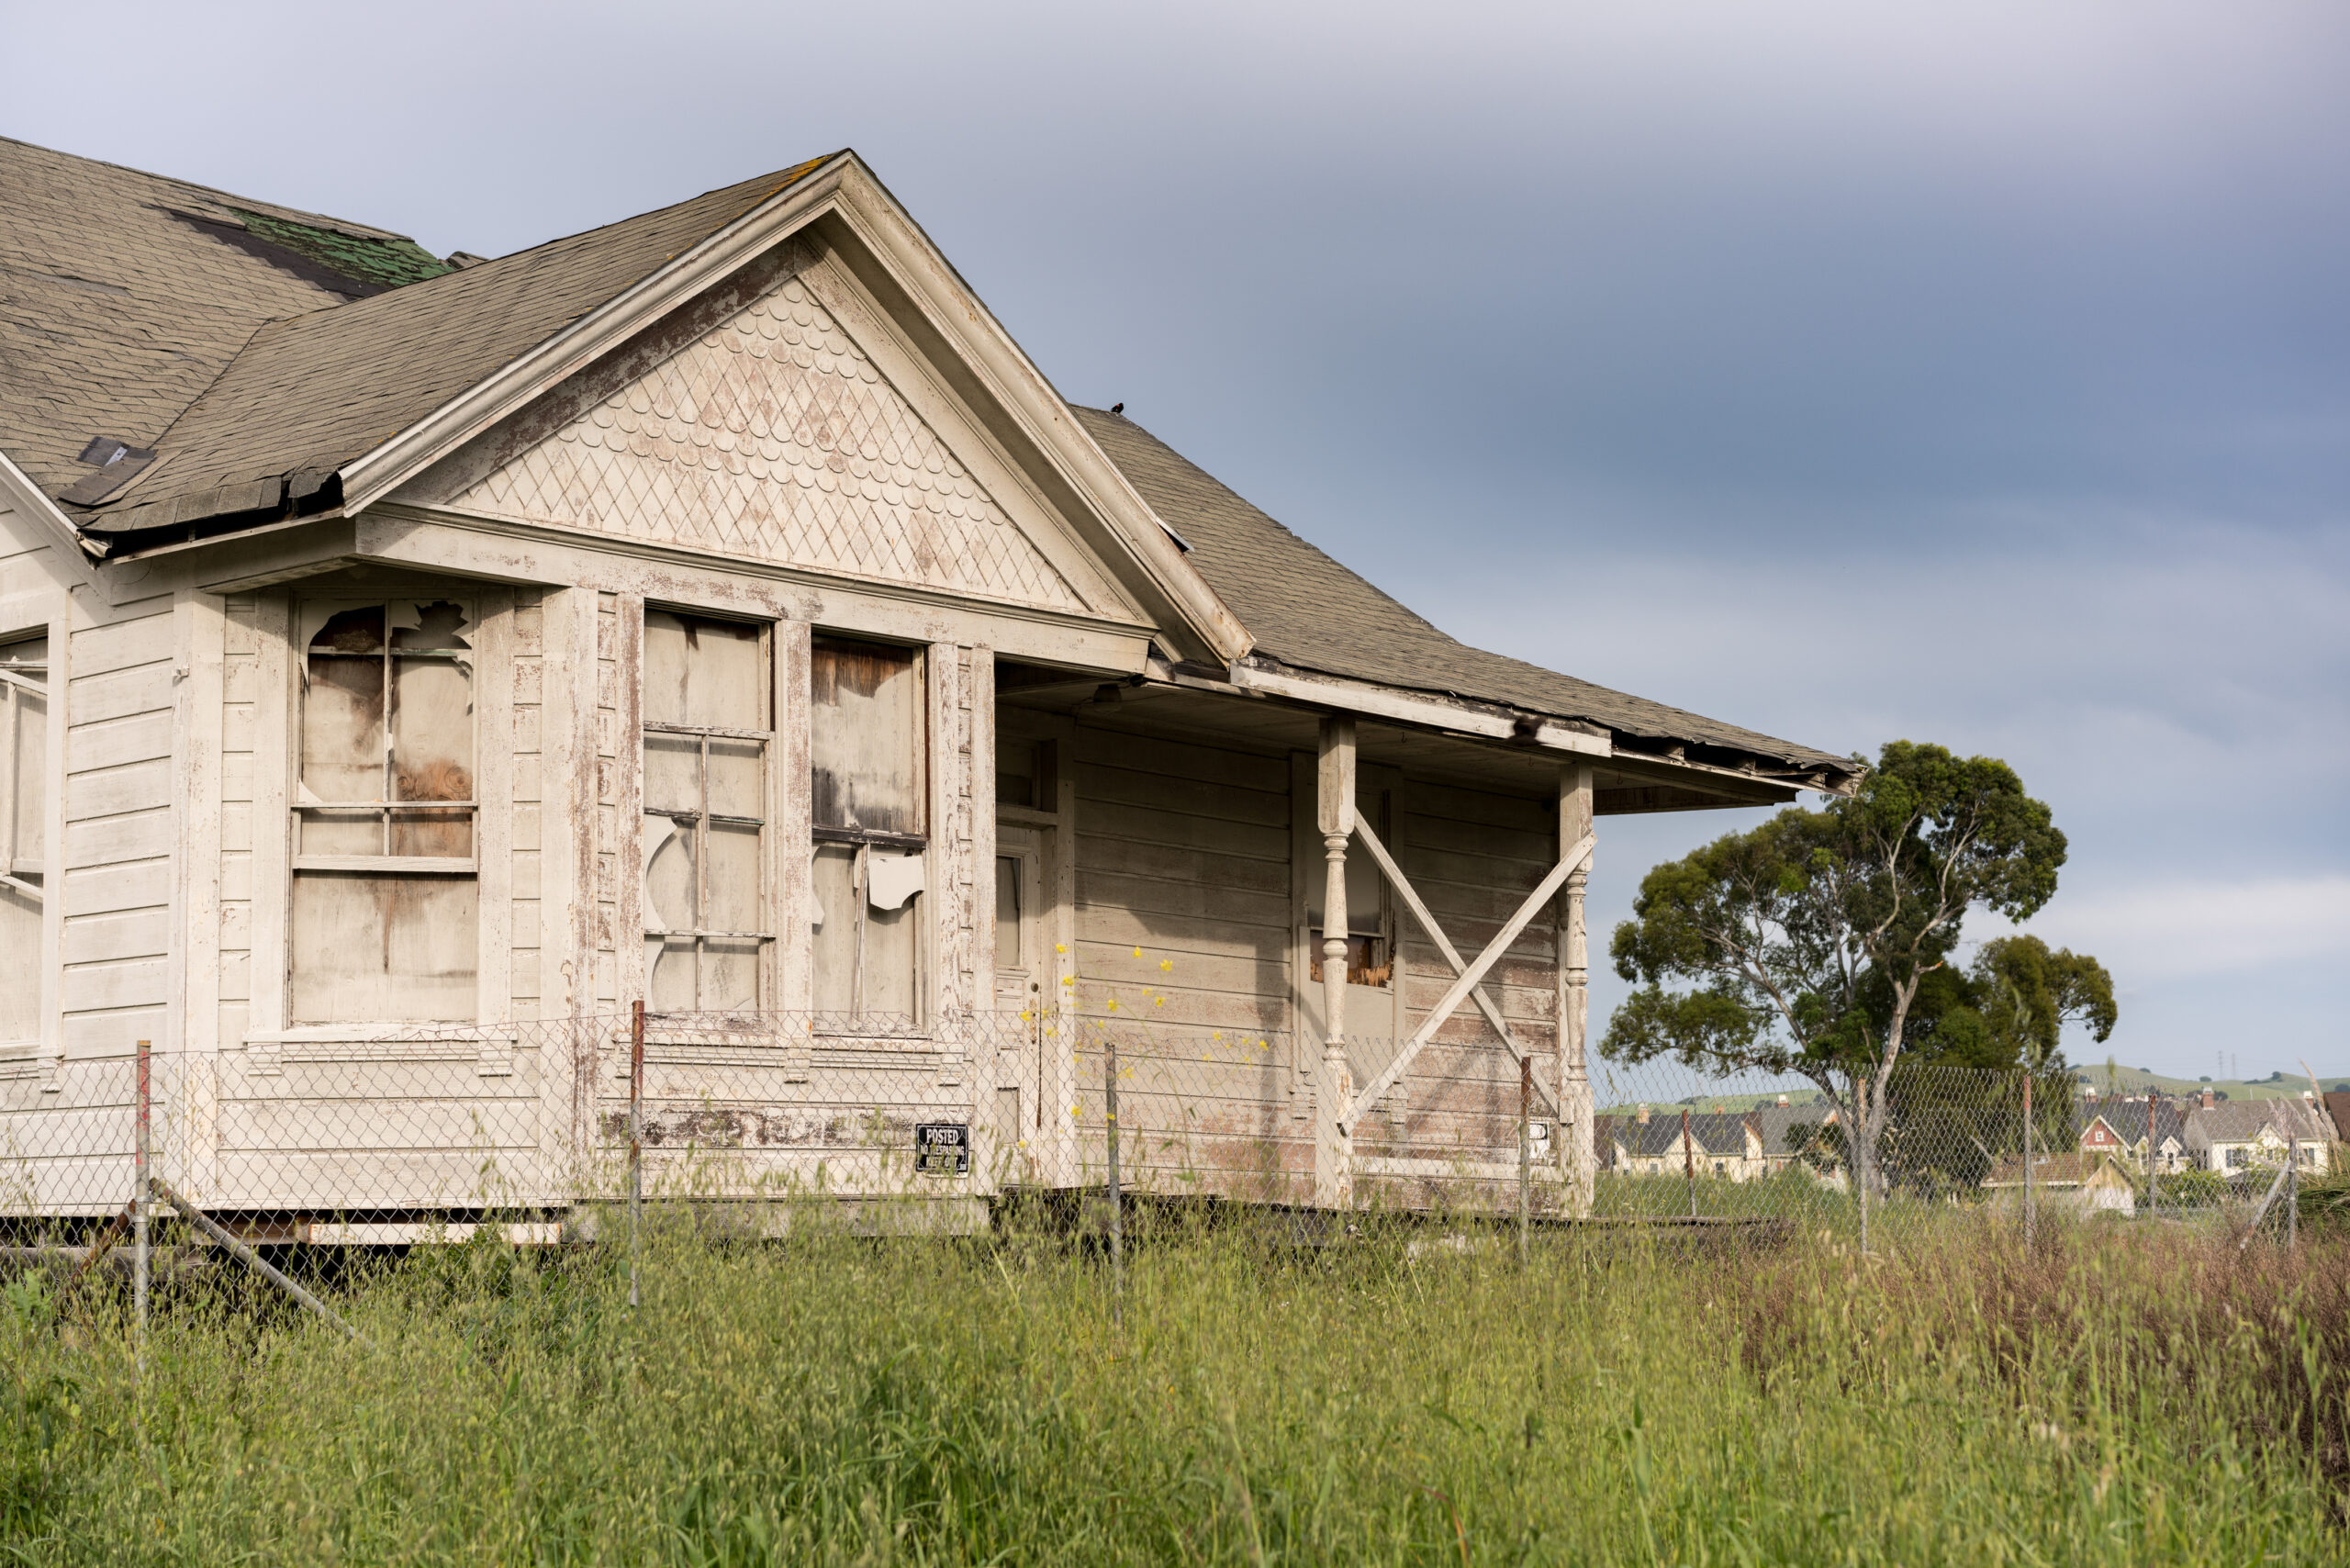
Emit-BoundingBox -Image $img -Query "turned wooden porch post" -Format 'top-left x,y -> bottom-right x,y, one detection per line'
1315,716 -> 1357,1209
1559,765 -> 1596,1217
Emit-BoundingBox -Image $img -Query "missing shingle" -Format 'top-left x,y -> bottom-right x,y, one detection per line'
76,436 -> 153,468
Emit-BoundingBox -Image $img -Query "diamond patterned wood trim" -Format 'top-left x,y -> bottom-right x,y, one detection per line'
454,275 -> 1084,611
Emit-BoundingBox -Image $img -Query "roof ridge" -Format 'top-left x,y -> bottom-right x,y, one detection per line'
0,133 -> 420,244
124,152 -> 856,457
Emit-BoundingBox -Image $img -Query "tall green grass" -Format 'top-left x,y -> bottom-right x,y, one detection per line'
5,1212 -> 2344,1564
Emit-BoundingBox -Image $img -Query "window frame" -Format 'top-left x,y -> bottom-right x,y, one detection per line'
640,606 -> 778,1014
284,592 -> 486,1027
809,633 -> 931,1033
291,596 -> 481,877
0,629 -> 50,1052
0,632 -> 48,899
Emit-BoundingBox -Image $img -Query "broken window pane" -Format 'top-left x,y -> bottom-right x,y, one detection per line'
863,897 -> 921,1020
290,872 -> 478,1023
390,653 -> 473,857
642,610 -> 770,1012
290,598 -> 478,1021
811,638 -> 923,834
810,846 -> 857,1014
994,855 -> 1022,972
644,610 -> 764,730
643,734 -> 699,817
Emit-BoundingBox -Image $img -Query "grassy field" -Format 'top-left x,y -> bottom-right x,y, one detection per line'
5,1211 -> 2345,1565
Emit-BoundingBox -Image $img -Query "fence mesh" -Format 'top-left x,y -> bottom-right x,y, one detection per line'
1,1013 -> 2333,1253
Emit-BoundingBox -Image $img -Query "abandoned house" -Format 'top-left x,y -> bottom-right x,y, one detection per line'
0,137 -> 1859,1226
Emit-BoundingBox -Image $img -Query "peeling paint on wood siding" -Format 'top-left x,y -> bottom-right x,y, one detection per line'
509,596 -> 544,1014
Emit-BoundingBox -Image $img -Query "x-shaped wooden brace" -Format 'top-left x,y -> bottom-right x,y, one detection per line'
1342,822 -> 1595,1131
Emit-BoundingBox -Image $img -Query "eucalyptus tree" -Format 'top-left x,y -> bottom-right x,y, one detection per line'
1604,741 -> 2071,1245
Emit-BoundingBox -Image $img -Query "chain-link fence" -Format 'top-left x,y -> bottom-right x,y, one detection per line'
3,1014 -> 2334,1323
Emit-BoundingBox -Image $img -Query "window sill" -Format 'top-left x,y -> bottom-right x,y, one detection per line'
292,856 -> 478,875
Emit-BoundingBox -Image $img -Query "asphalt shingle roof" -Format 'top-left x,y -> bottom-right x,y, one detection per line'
1075,407 -> 1855,775
78,155 -> 836,535
5,139 -> 1856,777
0,135 -> 441,499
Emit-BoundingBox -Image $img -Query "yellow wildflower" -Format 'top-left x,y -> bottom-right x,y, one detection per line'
1159,958 -> 1173,972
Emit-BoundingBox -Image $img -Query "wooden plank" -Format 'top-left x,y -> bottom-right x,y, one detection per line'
1404,778 -> 1555,834
1078,801 -> 1286,861
1076,868 -> 1291,930
1077,904 -> 1291,956
63,808 -> 173,868
65,662 -> 173,728
66,610 -> 175,677
1073,939 -> 1284,1000
57,958 -> 170,1013
65,711 -> 174,774
62,757 -> 173,823
1076,760 -> 1291,828
1398,811 -> 1557,863
1071,727 -> 1291,792
60,859 -> 169,919
61,908 -> 170,967
1075,831 -> 1290,893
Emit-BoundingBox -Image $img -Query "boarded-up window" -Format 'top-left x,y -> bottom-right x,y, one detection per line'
643,610 -> 772,1013
290,600 -> 478,1023
0,635 -> 46,1044
811,636 -> 925,1025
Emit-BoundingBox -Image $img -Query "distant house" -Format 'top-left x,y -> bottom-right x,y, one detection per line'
1982,1149 -> 2139,1216
1752,1100 -> 1843,1184
2076,1098 -> 2190,1175
1603,1107 -> 1765,1182
2183,1096 -> 2332,1176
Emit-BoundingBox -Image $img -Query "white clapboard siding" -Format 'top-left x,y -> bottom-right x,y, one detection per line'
59,599 -> 176,1058
1072,723 -> 1293,1032
509,596 -> 544,1013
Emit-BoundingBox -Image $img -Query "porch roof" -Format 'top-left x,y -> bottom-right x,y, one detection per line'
1078,407 -> 1857,787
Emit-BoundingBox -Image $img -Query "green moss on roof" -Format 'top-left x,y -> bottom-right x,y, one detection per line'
230,208 -> 453,290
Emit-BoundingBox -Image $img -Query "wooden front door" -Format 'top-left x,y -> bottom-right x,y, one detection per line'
992,825 -> 1047,1184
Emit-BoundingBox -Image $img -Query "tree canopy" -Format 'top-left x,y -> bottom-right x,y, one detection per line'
1601,741 -> 2090,1229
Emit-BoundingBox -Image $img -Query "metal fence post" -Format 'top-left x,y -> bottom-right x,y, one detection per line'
1105,1031 -> 1123,1326
134,1038 -> 150,1379
1682,1107 -> 1696,1220
2288,1134 -> 2299,1250
2021,1070 -> 2034,1247
1518,1055 -> 1532,1267
628,1001 -> 644,1309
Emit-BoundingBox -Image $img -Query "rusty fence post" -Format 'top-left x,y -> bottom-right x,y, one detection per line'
134,1037 -> 151,1380
1105,1030 -> 1123,1327
2022,1070 -> 2035,1247
1518,1055 -> 1532,1268
1682,1107 -> 1696,1221
629,1001 -> 644,1310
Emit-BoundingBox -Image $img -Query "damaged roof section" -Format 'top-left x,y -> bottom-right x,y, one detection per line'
0,136 -> 461,501
56,154 -> 841,550
1074,407 -> 1857,787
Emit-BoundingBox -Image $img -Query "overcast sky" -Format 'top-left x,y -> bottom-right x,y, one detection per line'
11,1 -> 2345,1078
